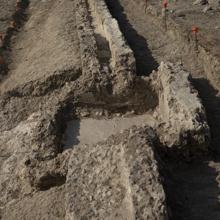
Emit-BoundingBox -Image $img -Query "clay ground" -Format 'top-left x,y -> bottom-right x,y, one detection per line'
0,0 -> 81,219
105,0 -> 220,219
0,0 -> 220,219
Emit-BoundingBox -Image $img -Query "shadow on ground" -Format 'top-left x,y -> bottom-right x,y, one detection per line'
159,154 -> 220,220
157,77 -> 220,220
192,77 -> 220,153
105,0 -> 158,76
63,120 -> 80,150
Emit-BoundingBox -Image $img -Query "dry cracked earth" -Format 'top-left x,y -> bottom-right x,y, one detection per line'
0,0 -> 220,219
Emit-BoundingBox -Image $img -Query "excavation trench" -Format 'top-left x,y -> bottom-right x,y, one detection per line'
88,3 -> 112,73
105,0 -> 159,75
0,0 -> 216,218
63,0 -> 159,151
63,113 -> 156,150
104,0 -> 220,219
0,0 -> 29,80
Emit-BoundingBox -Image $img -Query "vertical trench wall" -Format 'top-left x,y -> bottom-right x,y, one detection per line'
75,0 -> 137,101
75,0 -> 101,82
151,62 -> 210,151
88,0 -> 136,76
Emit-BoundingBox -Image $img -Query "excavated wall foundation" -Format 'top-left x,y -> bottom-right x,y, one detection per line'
0,0 -> 215,219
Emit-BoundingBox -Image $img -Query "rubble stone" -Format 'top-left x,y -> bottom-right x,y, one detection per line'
151,62 -> 210,150
65,127 -> 168,220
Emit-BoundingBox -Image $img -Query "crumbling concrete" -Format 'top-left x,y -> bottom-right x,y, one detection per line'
76,0 -> 138,101
75,0 -> 101,82
151,62 -> 210,150
0,110 -> 60,206
89,0 -> 136,75
65,126 -> 168,220
89,0 -> 136,97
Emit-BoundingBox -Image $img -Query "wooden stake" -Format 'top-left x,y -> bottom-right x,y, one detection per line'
162,0 -> 168,30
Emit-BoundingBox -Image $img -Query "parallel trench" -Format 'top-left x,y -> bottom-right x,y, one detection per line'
106,0 -> 159,75
63,0 -> 159,151
88,1 -> 113,73
104,0 -> 220,219
0,0 -> 29,80
61,0 -> 220,218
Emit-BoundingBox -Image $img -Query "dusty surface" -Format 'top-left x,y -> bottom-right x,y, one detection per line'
66,127 -> 168,220
0,0 -> 220,219
105,0 -> 220,219
0,0 -> 16,33
151,62 -> 209,150
2,186 -> 66,220
0,0 -> 81,93
63,114 -> 156,149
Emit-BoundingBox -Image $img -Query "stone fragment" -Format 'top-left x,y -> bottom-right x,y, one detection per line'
151,62 -> 210,151
65,127 -> 168,220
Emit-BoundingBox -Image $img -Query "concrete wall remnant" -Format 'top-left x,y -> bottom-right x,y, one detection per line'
65,126 -> 168,220
151,62 -> 210,151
